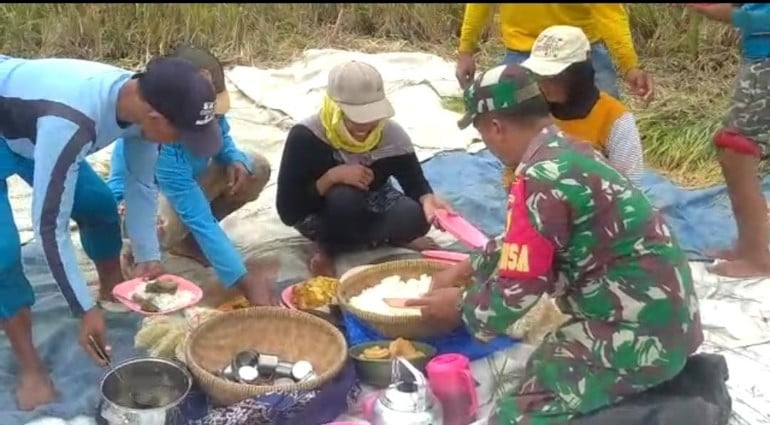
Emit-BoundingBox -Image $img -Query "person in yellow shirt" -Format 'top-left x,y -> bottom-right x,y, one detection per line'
521,25 -> 644,186
456,3 -> 654,102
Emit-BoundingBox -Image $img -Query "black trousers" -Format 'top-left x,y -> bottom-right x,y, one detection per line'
295,185 -> 430,255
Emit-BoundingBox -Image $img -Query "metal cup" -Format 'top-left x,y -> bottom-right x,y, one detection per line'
257,353 -> 280,378
236,365 -> 260,385
276,361 -> 294,378
291,360 -> 315,382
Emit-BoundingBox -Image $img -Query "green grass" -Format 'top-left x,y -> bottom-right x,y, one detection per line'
0,3 -> 743,187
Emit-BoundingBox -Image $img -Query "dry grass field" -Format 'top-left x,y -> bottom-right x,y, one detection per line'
0,3 -> 744,187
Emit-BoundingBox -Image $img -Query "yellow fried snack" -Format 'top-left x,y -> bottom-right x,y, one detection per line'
218,296 -> 250,312
360,339 -> 425,360
389,338 -> 424,359
292,276 -> 339,310
362,346 -> 391,360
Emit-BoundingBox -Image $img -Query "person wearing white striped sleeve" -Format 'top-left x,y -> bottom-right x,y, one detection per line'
520,25 -> 644,186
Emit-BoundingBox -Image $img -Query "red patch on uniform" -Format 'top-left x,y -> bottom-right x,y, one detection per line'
498,177 -> 555,279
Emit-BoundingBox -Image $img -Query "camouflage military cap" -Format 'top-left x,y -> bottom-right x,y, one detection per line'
457,64 -> 542,130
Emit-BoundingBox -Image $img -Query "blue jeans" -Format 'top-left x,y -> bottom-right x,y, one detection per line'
0,141 -> 122,319
504,42 -> 621,99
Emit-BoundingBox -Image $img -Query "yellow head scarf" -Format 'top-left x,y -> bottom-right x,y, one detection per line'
319,94 -> 385,153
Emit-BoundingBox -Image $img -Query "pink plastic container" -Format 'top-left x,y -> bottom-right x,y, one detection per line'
426,354 -> 479,425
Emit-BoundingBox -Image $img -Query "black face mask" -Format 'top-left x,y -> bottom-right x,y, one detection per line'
547,61 -> 600,120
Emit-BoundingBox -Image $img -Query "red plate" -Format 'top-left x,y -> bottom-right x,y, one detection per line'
112,274 -> 203,316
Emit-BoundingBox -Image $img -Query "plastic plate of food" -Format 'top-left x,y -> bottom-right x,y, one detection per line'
282,276 -> 343,324
282,276 -> 339,310
112,274 -> 203,316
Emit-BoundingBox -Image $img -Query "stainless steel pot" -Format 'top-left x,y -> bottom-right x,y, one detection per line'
99,357 -> 192,425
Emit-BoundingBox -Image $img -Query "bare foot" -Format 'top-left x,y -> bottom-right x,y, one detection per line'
16,370 -> 56,411
708,258 -> 770,278
168,240 -> 211,267
241,257 -> 281,305
400,236 -> 440,252
310,251 -> 336,277
97,293 -> 130,313
98,291 -> 120,305
706,248 -> 739,261
91,279 -> 127,314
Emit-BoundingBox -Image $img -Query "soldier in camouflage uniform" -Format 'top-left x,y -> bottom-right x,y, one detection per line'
686,4 -> 770,278
406,64 -> 703,424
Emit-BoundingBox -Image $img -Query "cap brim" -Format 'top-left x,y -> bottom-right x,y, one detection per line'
520,57 -> 572,77
215,91 -> 231,115
338,98 -> 395,124
179,120 -> 223,158
457,111 -> 475,130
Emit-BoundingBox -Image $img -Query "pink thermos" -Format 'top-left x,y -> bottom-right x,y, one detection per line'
426,354 -> 479,425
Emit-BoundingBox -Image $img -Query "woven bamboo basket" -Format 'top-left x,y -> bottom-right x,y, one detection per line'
185,307 -> 348,406
338,259 -> 454,339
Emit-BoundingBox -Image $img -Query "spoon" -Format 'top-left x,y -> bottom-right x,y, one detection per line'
383,298 -> 419,308
88,335 -> 155,408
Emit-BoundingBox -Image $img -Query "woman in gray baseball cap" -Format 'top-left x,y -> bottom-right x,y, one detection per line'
276,60 -> 454,276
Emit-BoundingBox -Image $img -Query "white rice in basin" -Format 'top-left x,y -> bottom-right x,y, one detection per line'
349,274 -> 432,316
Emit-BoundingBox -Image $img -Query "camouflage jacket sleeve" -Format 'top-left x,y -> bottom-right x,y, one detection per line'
462,160 -> 572,342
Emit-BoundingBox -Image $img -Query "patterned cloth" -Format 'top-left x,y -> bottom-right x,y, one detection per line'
179,360 -> 358,425
724,58 -> 770,155
456,64 -> 704,424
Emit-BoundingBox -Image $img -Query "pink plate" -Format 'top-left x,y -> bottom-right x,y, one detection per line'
434,209 -> 490,250
422,250 -> 469,263
112,274 -> 203,316
281,283 -> 338,313
281,285 -> 298,309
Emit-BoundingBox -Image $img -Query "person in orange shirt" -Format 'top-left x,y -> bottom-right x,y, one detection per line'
456,4 -> 654,102
521,25 -> 644,186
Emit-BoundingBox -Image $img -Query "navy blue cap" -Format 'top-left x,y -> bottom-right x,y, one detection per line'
138,57 -> 222,157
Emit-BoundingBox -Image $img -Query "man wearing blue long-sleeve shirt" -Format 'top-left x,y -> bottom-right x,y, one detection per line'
0,55 -> 222,410
108,47 -> 273,308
